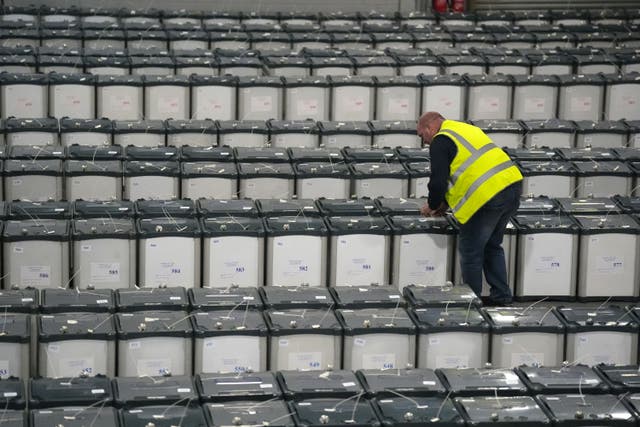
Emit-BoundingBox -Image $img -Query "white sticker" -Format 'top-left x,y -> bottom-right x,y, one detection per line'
129,341 -> 141,350
596,256 -> 624,273
206,99 -> 225,111
422,380 -> 436,386
478,96 -> 501,113
250,95 -> 273,112
177,388 -> 191,393
435,355 -> 469,368
81,245 -> 92,252
524,98 -> 547,114
354,338 -> 366,347
296,99 -> 319,115
47,344 -> 60,353
345,255 -> 376,278
428,337 -> 440,345
21,266 -> 51,287
405,258 -> 437,278
362,353 -> 396,370
218,355 -> 249,373
387,98 -> 410,114
12,247 -> 23,254
315,295 -> 326,300
0,360 -> 9,378
570,96 -> 593,112
60,358 -> 95,376
3,392 -> 17,397
288,352 -> 322,370
60,93 -> 83,108
511,352 -> 545,367
535,256 -> 561,272
502,336 -> 513,344
96,299 -> 108,304
91,389 -> 105,394
622,95 -> 637,108
153,260 -> 183,282
13,94 -> 34,109
342,381 -> 357,387
170,296 -> 182,300
21,298 -> 33,303
137,358 -> 172,376
109,94 -> 134,113
278,339 -> 289,347
158,96 -> 180,115
346,97 -> 365,112
90,262 -> 121,283
259,384 -> 273,389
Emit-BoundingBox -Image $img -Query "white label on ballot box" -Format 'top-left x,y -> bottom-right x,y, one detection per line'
388,98 -> 410,114
250,96 -> 273,112
478,97 -> 500,113
511,352 -> 545,367
21,266 -> 51,287
362,353 -> 396,369
90,262 -> 121,283
137,358 -> 172,376
524,98 -> 546,114
296,99 -> 318,115
596,255 -> 624,273
570,96 -> 593,112
288,352 -> 322,370
435,355 -> 469,368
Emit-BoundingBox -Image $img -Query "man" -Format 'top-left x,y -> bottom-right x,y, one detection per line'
417,112 -> 523,304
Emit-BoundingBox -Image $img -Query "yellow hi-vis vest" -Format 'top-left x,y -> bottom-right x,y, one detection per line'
437,120 -> 523,224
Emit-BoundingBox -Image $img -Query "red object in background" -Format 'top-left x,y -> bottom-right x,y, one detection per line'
432,0 -> 449,13
451,0 -> 466,12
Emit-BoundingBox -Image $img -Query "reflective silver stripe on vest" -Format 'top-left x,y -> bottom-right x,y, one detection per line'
439,128 -> 499,184
452,159 -> 516,213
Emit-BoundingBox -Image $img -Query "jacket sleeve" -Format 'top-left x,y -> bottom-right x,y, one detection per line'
427,135 -> 457,209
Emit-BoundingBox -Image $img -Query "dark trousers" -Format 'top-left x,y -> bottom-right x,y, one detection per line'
457,181 -> 522,302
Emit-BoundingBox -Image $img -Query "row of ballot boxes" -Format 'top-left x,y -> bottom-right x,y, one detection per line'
2,284 -> 640,376
2,48 -> 640,77
1,118 -> 639,149
0,71 -> 638,122
0,196 -> 637,297
6,368 -> 640,427
0,145 -> 637,201
2,5 -> 640,26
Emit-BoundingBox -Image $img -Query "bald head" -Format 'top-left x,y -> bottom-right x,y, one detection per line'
417,112 -> 445,146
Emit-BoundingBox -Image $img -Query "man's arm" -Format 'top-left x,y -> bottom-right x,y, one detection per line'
427,135 -> 457,210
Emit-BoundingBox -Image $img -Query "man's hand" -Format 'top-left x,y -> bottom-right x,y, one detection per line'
433,201 -> 448,216
420,204 -> 435,217
421,202 -> 448,217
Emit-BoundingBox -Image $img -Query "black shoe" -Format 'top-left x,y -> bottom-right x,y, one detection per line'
483,297 -> 513,307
